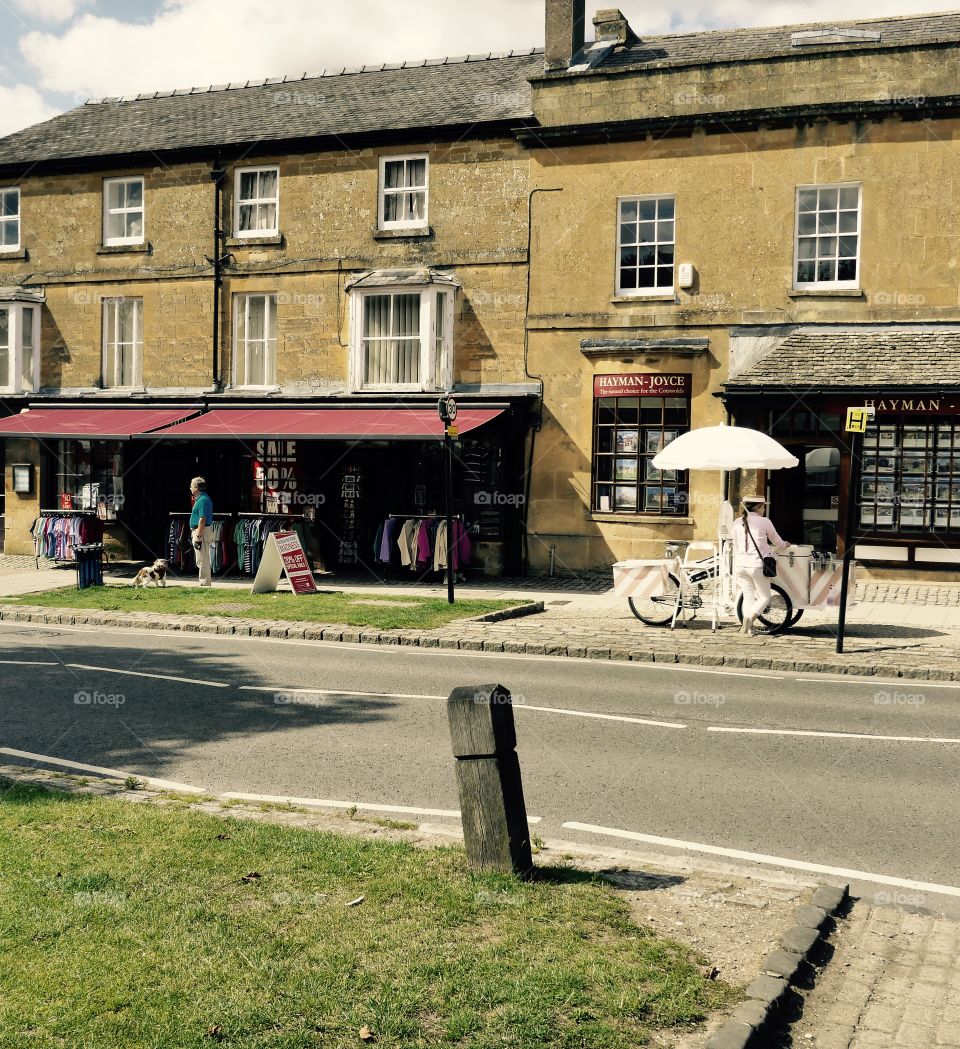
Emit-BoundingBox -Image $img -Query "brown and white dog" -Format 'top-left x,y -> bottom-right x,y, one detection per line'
132,559 -> 168,588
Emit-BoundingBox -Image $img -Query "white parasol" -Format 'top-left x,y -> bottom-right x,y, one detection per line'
652,424 -> 799,471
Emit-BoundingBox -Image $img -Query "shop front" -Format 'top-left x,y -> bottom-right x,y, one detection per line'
0,400 -> 532,578
724,327 -> 960,575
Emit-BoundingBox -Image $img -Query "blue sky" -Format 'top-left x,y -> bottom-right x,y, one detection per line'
1,0 -> 955,136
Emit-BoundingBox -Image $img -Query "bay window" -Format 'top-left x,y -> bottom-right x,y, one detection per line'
102,297 -> 143,388
103,176 -> 145,246
234,293 -> 278,387
350,285 -> 452,391
0,304 -> 40,392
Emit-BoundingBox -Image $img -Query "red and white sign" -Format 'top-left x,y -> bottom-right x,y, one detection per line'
251,530 -> 317,595
594,373 -> 691,398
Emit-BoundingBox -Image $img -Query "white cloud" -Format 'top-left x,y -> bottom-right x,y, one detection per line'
9,0 -> 81,24
0,83 -> 59,137
19,0 -> 545,99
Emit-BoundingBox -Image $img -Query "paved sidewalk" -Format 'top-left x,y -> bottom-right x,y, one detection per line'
790,902 -> 960,1047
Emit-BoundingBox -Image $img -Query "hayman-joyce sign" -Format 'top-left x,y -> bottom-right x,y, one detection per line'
594,373 -> 691,398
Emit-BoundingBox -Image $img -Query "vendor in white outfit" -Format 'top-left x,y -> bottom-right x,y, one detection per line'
732,495 -> 790,636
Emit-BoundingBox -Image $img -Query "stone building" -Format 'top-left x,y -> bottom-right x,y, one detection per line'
1,1 -> 959,579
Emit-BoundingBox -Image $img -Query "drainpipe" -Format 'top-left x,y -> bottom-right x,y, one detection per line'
207,166 -> 228,391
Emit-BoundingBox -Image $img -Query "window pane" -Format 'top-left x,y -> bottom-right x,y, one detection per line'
839,211 -> 858,233
638,221 -> 655,244
818,236 -> 837,258
240,172 -> 258,200
817,259 -> 835,282
383,195 -> 400,223
407,159 -> 427,188
407,191 -> 425,222
818,187 -> 838,210
619,267 -> 637,290
0,220 -> 17,247
619,200 -> 638,222
657,220 -> 674,242
637,268 -> 655,288
258,169 -> 278,199
106,212 -> 125,240
637,246 -> 654,266
106,181 -> 123,210
247,296 -> 266,341
126,180 -> 143,207
0,309 -> 8,386
839,186 -> 859,210
21,309 -> 34,390
126,213 -> 143,239
384,161 -> 404,189
797,238 -> 816,260
818,211 -> 838,234
238,204 -> 254,232
837,258 -> 857,282
797,261 -> 815,283
638,199 -> 656,221
619,223 -> 637,245
657,266 -> 673,287
797,211 -> 817,236
0,190 -> 17,217
657,197 -> 675,219
838,236 -> 858,258
798,189 -> 818,212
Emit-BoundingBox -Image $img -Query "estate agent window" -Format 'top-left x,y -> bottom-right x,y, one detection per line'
234,167 -> 280,237
102,297 -> 143,388
378,155 -> 429,230
0,304 -> 39,392
616,195 -> 675,295
860,419 -> 960,534
794,184 -> 861,289
0,187 -> 20,251
350,285 -> 452,391
592,374 -> 690,514
234,293 -> 278,388
103,176 -> 145,246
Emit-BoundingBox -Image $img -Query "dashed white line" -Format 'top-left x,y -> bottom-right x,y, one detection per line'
561,821 -> 960,898
0,746 -> 208,794
513,704 -> 686,729
707,726 -> 960,744
220,792 -> 542,823
0,659 -> 59,666
65,663 -> 229,688
239,685 -> 444,701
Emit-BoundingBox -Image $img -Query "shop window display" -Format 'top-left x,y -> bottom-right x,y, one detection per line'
593,396 -> 689,514
54,440 -> 124,517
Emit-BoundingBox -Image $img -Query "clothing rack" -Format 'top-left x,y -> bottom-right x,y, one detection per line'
34,510 -> 103,569
388,513 -> 462,519
168,511 -> 233,517
238,512 -> 306,519
40,508 -> 98,515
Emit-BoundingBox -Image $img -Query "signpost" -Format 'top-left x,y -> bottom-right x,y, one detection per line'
836,406 -> 873,653
251,530 -> 318,595
438,396 -> 457,605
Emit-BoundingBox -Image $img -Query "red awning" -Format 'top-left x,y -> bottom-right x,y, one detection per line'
146,407 -> 504,440
0,406 -> 201,440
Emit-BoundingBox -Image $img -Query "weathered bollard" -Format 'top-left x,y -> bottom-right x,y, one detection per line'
447,683 -> 533,878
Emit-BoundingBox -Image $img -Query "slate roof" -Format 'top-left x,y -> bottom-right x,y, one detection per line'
0,51 -> 543,170
596,11 -> 960,74
724,328 -> 960,390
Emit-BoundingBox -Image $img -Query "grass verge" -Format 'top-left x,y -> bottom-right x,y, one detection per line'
3,585 -> 522,630
0,778 -> 734,1048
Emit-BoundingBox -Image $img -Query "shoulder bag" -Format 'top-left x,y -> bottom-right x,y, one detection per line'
745,518 -> 778,578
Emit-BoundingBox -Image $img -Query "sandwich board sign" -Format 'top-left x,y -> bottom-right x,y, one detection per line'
251,530 -> 317,595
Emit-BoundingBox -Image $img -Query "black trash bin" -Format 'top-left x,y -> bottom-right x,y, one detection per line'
74,543 -> 104,589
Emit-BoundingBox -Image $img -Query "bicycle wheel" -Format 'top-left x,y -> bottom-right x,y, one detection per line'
628,574 -> 681,626
736,584 -> 794,635
787,608 -> 804,628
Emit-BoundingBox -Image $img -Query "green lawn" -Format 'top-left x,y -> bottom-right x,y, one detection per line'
0,779 -> 734,1048
5,584 -> 522,630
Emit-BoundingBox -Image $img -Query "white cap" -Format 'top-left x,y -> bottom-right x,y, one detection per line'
742,495 -> 766,505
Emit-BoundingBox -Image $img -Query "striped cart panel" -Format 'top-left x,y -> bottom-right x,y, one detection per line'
612,559 -> 672,599
810,561 -> 857,608
776,556 -> 811,607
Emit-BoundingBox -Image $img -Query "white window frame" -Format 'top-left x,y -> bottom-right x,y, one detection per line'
349,285 -> 453,392
615,194 -> 676,297
232,293 -> 278,389
0,304 -> 40,393
0,187 -> 20,253
233,166 -> 280,239
101,297 -> 143,389
793,182 -> 862,291
103,176 -> 145,247
378,154 -> 429,231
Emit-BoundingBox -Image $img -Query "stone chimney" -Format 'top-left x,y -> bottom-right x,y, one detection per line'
593,8 -> 637,46
545,0 -> 586,71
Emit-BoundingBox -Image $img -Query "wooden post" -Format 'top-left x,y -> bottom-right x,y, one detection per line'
447,684 -> 533,878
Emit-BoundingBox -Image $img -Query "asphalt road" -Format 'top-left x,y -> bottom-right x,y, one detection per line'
2,619 -> 959,910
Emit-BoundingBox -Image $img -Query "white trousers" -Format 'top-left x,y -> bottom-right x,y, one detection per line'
736,566 -> 771,621
192,529 -> 212,587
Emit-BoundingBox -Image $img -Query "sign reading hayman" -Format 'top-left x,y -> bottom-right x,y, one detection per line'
594,373 -> 691,398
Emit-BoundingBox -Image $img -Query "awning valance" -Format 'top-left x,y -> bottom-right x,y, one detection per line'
0,406 -> 200,439
138,406 -> 503,440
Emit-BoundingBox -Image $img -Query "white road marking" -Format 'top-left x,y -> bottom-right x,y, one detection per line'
239,685 -> 444,701
65,663 -> 229,688
0,746 -> 207,794
707,726 -> 960,744
241,685 -> 686,729
562,822 -> 960,898
795,677 -> 960,690
221,791 -> 542,823
0,659 -> 59,666
513,704 -> 686,729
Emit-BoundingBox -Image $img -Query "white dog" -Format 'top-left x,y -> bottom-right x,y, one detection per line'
132,559 -> 168,588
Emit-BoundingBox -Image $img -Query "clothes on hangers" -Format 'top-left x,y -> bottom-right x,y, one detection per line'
373,516 -> 471,574
32,515 -> 103,561
433,519 -> 471,572
166,517 -> 234,574
232,517 -> 312,576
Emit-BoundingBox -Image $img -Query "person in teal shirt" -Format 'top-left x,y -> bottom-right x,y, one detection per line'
189,476 -> 214,587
